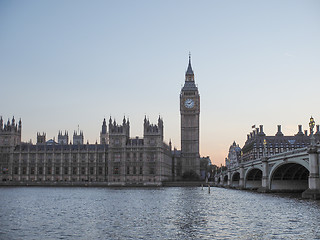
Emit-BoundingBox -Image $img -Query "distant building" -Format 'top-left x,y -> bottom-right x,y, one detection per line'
226,124 -> 320,166
225,141 -> 241,169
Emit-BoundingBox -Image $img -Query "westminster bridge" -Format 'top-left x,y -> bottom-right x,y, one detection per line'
214,143 -> 320,199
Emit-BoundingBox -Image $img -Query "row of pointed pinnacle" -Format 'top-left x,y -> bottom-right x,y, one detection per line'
0,116 -> 22,132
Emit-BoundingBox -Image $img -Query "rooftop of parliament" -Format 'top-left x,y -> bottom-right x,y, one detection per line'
0,116 -> 181,185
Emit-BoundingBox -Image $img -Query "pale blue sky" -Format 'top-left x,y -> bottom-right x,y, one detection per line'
1,0 -> 320,165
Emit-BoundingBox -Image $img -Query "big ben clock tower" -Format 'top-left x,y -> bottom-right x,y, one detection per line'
180,55 -> 200,178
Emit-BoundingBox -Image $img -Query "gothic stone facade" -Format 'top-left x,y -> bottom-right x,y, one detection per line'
0,116 -> 173,185
0,58 -> 201,184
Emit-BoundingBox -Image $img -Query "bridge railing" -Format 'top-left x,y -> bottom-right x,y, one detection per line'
242,147 -> 307,163
264,147 -> 308,162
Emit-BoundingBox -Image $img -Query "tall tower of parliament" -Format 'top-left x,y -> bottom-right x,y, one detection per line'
180,56 -> 200,177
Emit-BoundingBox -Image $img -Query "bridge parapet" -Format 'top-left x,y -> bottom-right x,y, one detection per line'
268,147 -> 308,160
240,147 -> 308,166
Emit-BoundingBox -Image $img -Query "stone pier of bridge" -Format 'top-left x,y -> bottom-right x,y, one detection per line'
302,144 -> 320,199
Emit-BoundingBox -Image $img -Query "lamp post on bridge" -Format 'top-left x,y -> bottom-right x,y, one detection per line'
309,116 -> 315,146
302,116 -> 320,199
263,139 -> 267,157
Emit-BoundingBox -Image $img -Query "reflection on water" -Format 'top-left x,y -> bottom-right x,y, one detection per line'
0,187 -> 319,240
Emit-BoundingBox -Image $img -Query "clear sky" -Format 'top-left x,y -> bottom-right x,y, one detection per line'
1,0 -> 320,166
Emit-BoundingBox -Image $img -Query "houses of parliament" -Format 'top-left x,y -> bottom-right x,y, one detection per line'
0,58 -> 201,185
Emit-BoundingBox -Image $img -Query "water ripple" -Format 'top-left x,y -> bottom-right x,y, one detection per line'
0,187 -> 320,239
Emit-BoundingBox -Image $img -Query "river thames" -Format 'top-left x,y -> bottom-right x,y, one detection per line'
0,187 -> 319,240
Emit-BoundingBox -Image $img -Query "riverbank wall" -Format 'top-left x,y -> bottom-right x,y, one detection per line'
0,181 -> 214,187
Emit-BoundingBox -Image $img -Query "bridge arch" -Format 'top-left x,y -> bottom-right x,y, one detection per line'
269,161 -> 309,191
245,167 -> 262,189
223,175 -> 228,186
231,172 -> 240,187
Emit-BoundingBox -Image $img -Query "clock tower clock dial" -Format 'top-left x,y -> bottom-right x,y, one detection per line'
184,99 -> 194,109
180,55 -> 200,178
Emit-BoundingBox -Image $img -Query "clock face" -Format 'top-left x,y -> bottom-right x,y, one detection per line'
184,99 -> 194,109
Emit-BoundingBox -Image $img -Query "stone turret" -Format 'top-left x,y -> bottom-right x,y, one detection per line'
0,116 -> 22,147
108,116 -> 130,147
100,118 -> 108,144
144,116 -> 164,146
58,131 -> 69,144
73,130 -> 84,144
37,132 -> 46,144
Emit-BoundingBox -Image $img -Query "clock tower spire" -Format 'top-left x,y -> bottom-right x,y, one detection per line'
180,55 -> 200,179
186,53 -> 194,81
